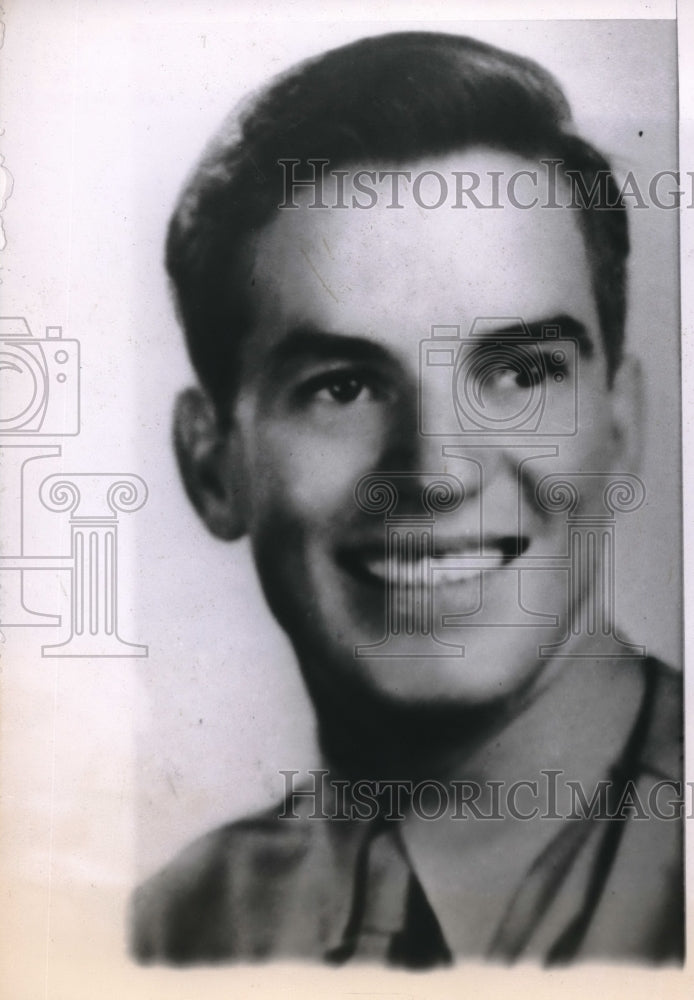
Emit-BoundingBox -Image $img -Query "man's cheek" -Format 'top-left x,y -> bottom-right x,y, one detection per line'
258,427 -> 383,507
250,448 -> 357,523
556,430 -> 618,484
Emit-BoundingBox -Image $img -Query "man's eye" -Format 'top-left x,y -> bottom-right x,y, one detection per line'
320,373 -> 367,403
484,348 -> 569,390
300,369 -> 378,405
510,357 -> 545,389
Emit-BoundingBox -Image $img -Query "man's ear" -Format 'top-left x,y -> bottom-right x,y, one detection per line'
608,354 -> 644,473
173,387 -> 247,540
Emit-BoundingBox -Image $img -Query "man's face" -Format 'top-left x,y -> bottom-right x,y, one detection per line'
208,149 -> 636,710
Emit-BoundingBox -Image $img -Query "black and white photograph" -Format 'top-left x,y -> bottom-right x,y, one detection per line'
1,1 -> 692,997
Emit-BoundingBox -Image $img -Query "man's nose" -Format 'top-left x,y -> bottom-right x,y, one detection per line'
378,370 -> 506,499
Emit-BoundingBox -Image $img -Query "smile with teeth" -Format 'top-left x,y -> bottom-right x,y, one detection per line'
350,537 -> 529,587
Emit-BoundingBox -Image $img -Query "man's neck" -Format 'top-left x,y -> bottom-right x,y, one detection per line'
313,671 -> 542,784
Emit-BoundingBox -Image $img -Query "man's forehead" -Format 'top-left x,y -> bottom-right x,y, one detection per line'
248,148 -> 597,347
281,147 -> 574,218
256,148 -> 583,262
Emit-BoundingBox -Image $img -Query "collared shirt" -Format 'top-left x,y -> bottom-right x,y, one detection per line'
131,654 -> 683,966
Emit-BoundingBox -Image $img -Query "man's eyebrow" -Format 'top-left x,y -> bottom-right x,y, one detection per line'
267,325 -> 395,368
492,314 -> 594,356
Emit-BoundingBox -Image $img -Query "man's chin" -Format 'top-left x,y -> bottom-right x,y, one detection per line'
301,635 -> 550,712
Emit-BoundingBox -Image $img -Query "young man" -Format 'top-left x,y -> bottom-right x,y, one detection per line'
132,32 -> 683,965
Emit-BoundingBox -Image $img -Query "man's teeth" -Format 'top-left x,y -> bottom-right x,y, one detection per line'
432,561 -> 481,583
355,536 -> 528,583
361,555 -> 495,584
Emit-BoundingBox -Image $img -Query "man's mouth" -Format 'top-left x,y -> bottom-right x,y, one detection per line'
340,536 -> 530,587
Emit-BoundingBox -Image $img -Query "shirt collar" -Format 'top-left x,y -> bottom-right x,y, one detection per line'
398,651 -> 647,956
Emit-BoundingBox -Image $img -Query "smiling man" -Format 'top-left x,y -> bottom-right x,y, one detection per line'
132,32 -> 683,966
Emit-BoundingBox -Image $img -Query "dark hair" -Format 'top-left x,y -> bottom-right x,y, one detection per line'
166,31 -> 629,409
